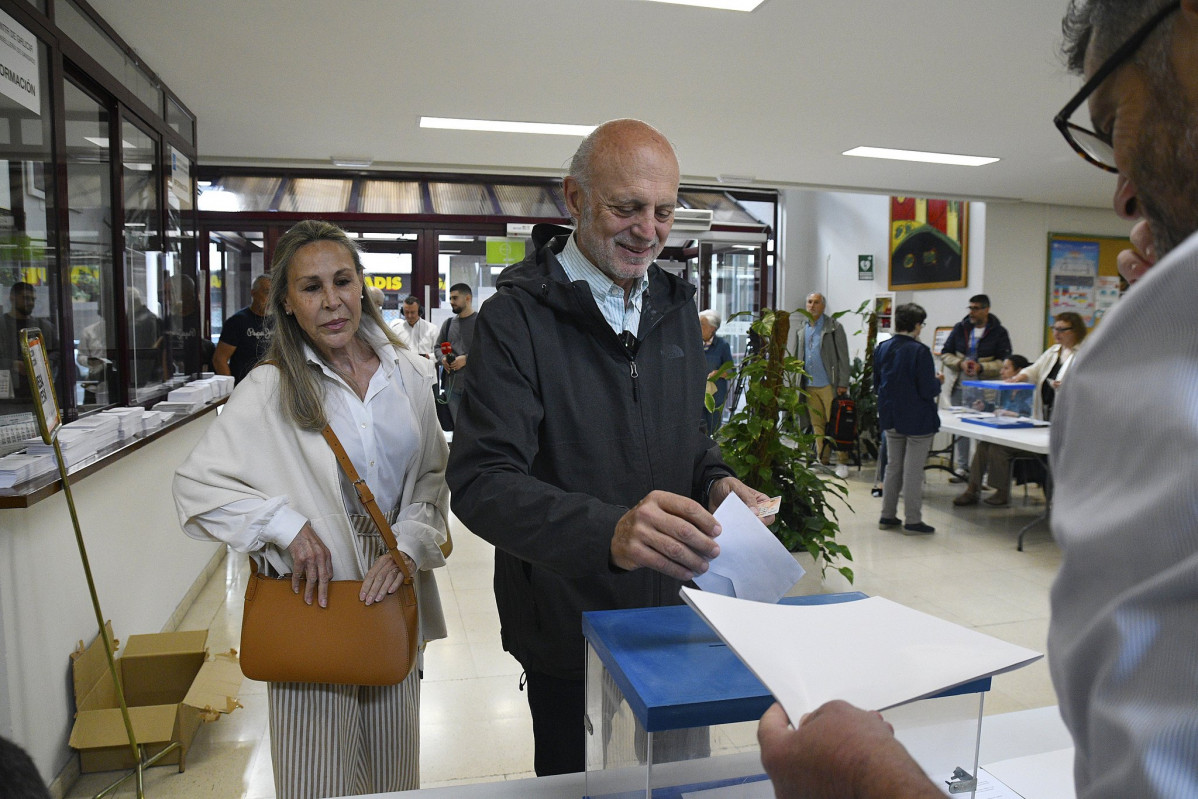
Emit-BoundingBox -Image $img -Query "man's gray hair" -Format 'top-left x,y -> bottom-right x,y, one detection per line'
251,274 -> 271,291
698,309 -> 722,329
1061,0 -> 1177,76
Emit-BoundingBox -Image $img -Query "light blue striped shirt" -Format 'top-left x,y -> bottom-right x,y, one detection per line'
558,234 -> 649,338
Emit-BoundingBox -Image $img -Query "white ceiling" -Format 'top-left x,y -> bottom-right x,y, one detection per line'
86,0 -> 1117,210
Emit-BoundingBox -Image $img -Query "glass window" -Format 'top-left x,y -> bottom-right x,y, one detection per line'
58,0 -> 162,115
165,96 -> 194,145
429,183 -> 494,216
277,178 -> 351,213
0,39 -> 58,432
121,117 -> 167,401
163,145 -> 202,375
64,80 -> 113,411
198,176 -> 281,212
359,180 -> 424,214
208,230 -> 265,344
493,184 -> 566,218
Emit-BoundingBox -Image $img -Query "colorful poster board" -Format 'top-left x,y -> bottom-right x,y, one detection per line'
1045,233 -> 1132,347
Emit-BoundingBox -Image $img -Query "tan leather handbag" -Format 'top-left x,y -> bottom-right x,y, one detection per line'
238,425 -> 419,685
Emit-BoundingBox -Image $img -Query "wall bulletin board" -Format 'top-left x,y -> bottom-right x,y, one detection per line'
1045,232 -> 1131,347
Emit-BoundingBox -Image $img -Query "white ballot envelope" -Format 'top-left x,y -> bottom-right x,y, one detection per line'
692,492 -> 804,603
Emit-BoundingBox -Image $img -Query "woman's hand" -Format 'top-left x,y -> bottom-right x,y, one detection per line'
287,523 -> 333,607
361,551 -> 416,606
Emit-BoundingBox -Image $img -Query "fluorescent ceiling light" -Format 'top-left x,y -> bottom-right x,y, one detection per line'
843,146 -> 999,167
640,0 -> 765,10
331,156 -> 373,168
420,117 -> 595,136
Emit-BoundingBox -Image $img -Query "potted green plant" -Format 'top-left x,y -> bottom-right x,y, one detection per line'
708,308 -> 853,583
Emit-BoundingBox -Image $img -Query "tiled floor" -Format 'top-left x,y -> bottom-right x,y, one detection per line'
64,465 -> 1062,797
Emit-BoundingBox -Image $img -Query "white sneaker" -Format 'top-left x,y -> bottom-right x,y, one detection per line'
834,464 -> 849,479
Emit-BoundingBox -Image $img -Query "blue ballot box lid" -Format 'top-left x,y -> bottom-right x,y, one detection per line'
582,592 -> 992,733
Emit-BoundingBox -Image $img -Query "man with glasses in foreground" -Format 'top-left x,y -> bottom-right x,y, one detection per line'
757,3 -> 1198,796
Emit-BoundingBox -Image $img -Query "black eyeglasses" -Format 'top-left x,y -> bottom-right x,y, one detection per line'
968,304 -> 987,311
1052,325 -> 1073,333
1054,1 -> 1181,172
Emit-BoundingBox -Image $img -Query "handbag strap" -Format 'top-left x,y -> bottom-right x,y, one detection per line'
320,424 -> 414,585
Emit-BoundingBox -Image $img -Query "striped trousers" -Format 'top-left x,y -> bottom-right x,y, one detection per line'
267,671 -> 419,798
266,510 -> 420,798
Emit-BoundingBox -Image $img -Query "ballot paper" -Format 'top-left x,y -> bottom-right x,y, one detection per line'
692,492 -> 804,603
681,588 -> 1042,723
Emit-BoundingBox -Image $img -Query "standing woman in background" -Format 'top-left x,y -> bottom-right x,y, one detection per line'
700,309 -> 734,435
874,303 -> 943,534
174,220 -> 449,798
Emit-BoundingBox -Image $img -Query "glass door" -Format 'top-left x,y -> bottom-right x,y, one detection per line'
700,240 -> 765,362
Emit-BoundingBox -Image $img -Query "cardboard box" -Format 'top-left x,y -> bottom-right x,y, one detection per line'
69,623 -> 243,773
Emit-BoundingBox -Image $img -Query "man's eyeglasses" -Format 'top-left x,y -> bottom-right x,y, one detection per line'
968,305 -> 987,312
1054,1 -> 1181,172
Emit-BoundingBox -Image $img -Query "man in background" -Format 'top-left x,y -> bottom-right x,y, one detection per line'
436,283 -> 475,423
0,282 -> 58,409
214,274 -> 270,384
757,2 -> 1198,796
391,295 -> 437,358
938,294 -> 1011,477
794,292 -> 851,477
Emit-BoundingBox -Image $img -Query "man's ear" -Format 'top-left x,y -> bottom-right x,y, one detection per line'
563,176 -> 583,220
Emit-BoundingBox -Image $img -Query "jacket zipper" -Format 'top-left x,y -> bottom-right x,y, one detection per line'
629,360 -> 639,402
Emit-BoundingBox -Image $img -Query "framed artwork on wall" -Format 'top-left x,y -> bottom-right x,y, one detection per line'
888,197 -> 968,290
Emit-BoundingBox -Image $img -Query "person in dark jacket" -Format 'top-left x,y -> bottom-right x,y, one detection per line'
938,294 -> 1012,475
874,303 -> 942,534
446,119 -> 769,777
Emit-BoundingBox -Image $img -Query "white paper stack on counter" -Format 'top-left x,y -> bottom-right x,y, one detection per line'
681,587 -> 1042,723
100,407 -> 148,442
139,410 -> 171,432
0,452 -> 56,488
23,414 -> 121,468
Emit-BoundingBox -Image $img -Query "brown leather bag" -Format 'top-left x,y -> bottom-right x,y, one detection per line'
238,425 -> 419,686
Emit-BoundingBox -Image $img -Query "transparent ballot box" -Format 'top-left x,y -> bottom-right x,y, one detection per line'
582,593 -> 990,799
961,379 -> 1034,423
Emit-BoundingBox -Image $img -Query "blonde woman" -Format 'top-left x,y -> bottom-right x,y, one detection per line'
174,220 -> 448,798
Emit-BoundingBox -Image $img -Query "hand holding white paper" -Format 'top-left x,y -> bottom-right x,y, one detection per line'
692,492 -> 804,603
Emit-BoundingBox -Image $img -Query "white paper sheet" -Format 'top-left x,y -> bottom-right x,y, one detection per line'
681,588 -> 1042,724
692,492 -> 804,603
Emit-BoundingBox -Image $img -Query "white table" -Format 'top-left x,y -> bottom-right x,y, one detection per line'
938,409 -> 1051,549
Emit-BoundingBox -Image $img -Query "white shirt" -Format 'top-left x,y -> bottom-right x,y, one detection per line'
558,234 -> 649,337
390,316 -> 437,359
1049,230 -> 1198,798
193,335 -> 419,556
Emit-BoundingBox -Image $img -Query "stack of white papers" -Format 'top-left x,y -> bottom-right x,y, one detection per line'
682,588 -> 1042,723
0,452 -> 55,488
23,416 -> 121,467
100,407 -> 147,442
139,410 -> 171,432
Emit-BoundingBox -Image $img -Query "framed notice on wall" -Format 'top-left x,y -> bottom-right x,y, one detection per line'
889,197 -> 968,290
1045,233 -> 1131,347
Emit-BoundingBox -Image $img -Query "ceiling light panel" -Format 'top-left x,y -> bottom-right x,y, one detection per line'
843,146 -> 999,167
640,0 -> 766,10
420,117 -> 595,136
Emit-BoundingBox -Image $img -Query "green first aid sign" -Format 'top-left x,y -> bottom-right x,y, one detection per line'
858,254 -> 874,281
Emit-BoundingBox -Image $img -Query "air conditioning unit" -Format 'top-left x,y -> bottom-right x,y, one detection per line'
672,208 -> 713,232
